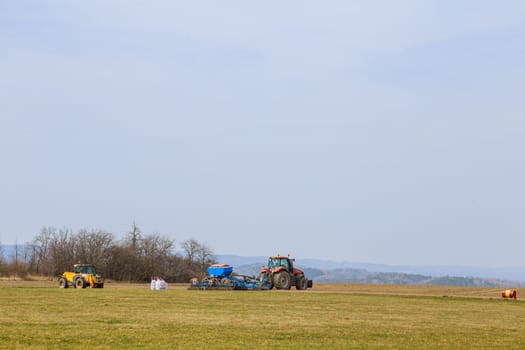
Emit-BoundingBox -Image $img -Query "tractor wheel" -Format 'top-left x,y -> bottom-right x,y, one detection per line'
75,278 -> 85,289
58,277 -> 68,289
274,272 -> 291,290
296,276 -> 308,290
272,273 -> 281,289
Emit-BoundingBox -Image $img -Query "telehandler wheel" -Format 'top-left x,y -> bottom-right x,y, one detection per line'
58,277 -> 68,289
274,271 -> 291,290
296,276 -> 308,290
75,278 -> 85,289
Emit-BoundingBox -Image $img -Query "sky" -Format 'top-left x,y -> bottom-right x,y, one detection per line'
1,1 -> 524,267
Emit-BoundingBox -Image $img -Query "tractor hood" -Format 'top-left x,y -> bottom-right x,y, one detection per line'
260,266 -> 305,276
292,267 -> 304,275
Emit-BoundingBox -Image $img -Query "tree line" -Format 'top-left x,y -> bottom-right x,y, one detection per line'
0,223 -> 216,282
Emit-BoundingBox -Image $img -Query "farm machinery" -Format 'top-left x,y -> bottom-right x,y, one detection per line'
58,263 -> 104,288
190,256 -> 313,291
190,264 -> 272,290
259,255 -> 313,290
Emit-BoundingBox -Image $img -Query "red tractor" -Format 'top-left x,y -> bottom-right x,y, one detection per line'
259,256 -> 313,290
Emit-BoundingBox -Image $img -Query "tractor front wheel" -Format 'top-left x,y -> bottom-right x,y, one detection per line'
274,272 -> 291,290
58,277 -> 68,289
75,278 -> 85,289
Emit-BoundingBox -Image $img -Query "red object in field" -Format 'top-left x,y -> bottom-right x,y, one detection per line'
501,289 -> 517,299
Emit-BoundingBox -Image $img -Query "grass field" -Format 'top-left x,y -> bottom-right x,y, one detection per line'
0,280 -> 523,349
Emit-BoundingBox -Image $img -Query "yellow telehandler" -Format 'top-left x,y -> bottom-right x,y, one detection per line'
58,264 -> 104,288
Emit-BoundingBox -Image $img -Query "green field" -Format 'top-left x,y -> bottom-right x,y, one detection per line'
0,281 -> 523,349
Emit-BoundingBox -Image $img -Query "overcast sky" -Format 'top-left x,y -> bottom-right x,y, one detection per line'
1,1 -> 524,267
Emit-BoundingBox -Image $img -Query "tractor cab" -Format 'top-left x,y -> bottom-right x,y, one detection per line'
74,264 -> 97,274
267,256 -> 294,271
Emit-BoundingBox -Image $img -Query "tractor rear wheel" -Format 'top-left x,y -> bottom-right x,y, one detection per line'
58,277 -> 68,289
274,272 -> 291,290
296,276 -> 307,290
75,278 -> 85,289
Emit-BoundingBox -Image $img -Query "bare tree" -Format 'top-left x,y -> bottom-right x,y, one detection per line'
74,229 -> 114,272
126,221 -> 142,251
48,228 -> 75,275
139,234 -> 175,279
182,239 -> 216,277
182,239 -> 199,266
105,245 -> 138,282
196,242 -> 215,269
12,240 -> 21,275
29,226 -> 55,274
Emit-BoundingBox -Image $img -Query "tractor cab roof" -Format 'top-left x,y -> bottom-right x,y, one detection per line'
269,256 -> 295,261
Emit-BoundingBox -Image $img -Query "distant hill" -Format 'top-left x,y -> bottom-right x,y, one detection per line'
216,254 -> 525,287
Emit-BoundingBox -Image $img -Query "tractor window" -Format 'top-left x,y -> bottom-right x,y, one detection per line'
74,265 -> 96,274
280,259 -> 289,269
268,258 -> 290,269
268,258 -> 279,269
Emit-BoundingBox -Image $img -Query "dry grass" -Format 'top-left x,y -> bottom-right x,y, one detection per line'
0,281 -> 523,349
